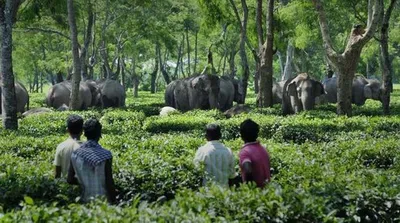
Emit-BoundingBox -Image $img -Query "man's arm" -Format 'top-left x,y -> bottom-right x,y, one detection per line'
67,161 -> 78,185
105,159 -> 116,204
242,161 -> 254,183
54,166 -> 62,178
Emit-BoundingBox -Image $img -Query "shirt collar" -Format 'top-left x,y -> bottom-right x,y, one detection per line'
207,140 -> 222,145
243,141 -> 259,147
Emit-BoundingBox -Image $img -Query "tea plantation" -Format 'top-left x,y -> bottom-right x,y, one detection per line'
1,89 -> 400,222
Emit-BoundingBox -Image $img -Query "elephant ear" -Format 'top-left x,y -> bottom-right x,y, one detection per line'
313,81 -> 325,97
364,85 -> 372,99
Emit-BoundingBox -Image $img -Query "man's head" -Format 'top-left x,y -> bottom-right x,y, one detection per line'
67,115 -> 84,136
240,119 -> 259,143
205,123 -> 222,141
83,118 -> 102,141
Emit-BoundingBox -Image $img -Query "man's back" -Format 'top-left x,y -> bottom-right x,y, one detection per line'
70,140 -> 112,203
239,142 -> 271,188
194,141 -> 235,187
54,138 -> 81,177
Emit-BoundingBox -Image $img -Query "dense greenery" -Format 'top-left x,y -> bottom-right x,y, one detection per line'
1,88 -> 400,222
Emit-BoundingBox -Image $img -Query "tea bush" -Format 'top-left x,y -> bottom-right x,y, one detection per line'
1,90 -> 400,221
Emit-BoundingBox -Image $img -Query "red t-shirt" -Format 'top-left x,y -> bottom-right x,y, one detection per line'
239,142 -> 271,188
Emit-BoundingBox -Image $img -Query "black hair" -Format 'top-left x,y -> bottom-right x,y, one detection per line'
67,115 -> 84,135
240,119 -> 259,143
206,123 -> 221,141
83,118 -> 102,140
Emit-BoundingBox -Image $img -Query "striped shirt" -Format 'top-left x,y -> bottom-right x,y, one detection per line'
194,141 -> 236,187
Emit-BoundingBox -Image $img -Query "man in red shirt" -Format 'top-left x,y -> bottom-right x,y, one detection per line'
239,119 -> 271,188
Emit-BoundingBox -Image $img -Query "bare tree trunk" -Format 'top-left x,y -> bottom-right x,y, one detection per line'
228,49 -> 236,77
0,0 -> 20,129
159,47 -> 171,84
40,71 -> 43,93
67,0 -> 82,110
121,57 -> 126,88
131,58 -> 139,98
313,0 -> 383,116
186,28 -> 191,76
81,0 -> 94,80
174,39 -> 183,80
254,0 -> 263,94
194,31 -> 198,74
282,42 -> 294,81
150,43 -> 159,93
258,0 -> 274,108
380,0 -> 397,115
229,0 -> 250,103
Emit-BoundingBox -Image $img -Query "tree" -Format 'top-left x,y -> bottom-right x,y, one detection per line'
229,0 -> 250,103
0,0 -> 24,130
313,0 -> 383,116
258,0 -> 275,108
67,0 -> 82,110
379,0 -> 397,114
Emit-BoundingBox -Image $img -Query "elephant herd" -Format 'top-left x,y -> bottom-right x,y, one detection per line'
0,73 -> 384,116
164,74 -> 244,112
165,73 -> 384,115
46,79 -> 125,110
0,79 -> 125,116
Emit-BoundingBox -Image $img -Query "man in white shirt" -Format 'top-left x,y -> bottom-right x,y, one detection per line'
194,124 -> 236,187
54,115 -> 83,179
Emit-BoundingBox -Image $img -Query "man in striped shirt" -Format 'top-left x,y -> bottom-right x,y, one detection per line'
194,124 -> 236,187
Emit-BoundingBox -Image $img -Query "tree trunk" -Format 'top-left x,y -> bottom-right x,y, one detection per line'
258,0 -> 274,108
254,0 -> 263,94
131,58 -> 139,98
159,47 -> 171,84
282,42 -> 294,81
313,0 -> 383,116
0,0 -> 20,130
67,0 -> 82,110
150,43 -> 159,93
56,71 -> 64,83
186,28 -> 191,76
238,0 -> 250,103
121,57 -> 126,88
174,36 -> 183,80
228,49 -> 236,77
81,0 -> 94,80
380,0 -> 396,115
194,31 -> 198,74
40,71 -> 43,93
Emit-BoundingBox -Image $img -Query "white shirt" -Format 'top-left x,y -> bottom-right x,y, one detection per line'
53,137 -> 81,178
193,141 -> 236,187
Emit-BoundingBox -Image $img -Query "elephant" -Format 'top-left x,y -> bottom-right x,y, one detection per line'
165,81 -> 178,108
22,107 -> 52,117
171,74 -> 220,112
46,81 -> 94,110
0,81 -> 30,114
218,76 -> 244,111
282,73 -> 325,115
272,80 -> 286,105
96,79 -> 126,108
320,76 -> 383,106
224,104 -> 251,118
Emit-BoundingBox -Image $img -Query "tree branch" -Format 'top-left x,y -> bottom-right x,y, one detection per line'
359,0 -> 383,46
312,0 -> 339,59
17,27 -> 70,40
